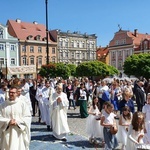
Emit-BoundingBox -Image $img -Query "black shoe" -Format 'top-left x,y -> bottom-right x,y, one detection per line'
47,125 -> 50,131
61,138 -> 67,142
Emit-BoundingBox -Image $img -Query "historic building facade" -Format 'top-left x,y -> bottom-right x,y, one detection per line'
50,30 -> 97,65
0,23 -> 19,79
96,46 -> 109,65
7,19 -> 57,78
108,29 -> 150,76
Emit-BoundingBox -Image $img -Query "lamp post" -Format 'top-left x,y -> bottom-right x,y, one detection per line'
45,0 -> 49,65
0,62 -> 2,85
5,58 -> 7,80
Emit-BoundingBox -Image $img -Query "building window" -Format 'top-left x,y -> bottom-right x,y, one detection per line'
38,47 -> 42,53
11,58 -> 15,65
52,57 -> 55,62
76,53 -> 80,59
30,46 -> 34,53
82,42 -> 85,48
71,52 -> 74,59
82,53 -> 85,59
52,48 -> 55,54
0,28 -> 3,39
118,51 -> 122,56
126,50 -> 130,57
38,57 -> 42,65
22,57 -> 27,65
59,41 -> 63,47
10,45 -> 15,51
0,58 -> 4,64
71,42 -> 74,47
144,41 -> 148,49
22,45 -> 26,52
0,44 -> 4,50
30,57 -> 34,65
65,42 -> 68,47
77,42 -> 79,48
92,43 -> 95,48
65,52 -> 68,58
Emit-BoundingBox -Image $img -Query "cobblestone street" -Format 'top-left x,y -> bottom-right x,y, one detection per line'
30,107 -> 122,150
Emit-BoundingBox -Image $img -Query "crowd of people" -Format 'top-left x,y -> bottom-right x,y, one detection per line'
0,76 -> 150,150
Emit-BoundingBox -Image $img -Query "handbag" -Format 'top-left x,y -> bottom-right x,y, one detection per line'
110,125 -> 118,134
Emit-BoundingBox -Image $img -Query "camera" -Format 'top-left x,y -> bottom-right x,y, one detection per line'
80,96 -> 85,99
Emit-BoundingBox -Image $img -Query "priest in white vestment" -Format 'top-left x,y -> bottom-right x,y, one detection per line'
51,85 -> 70,141
0,86 -> 32,150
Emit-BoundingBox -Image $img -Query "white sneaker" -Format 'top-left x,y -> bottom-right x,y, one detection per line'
89,138 -> 94,144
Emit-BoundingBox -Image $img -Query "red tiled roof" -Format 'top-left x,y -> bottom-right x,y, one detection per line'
7,19 -> 53,42
127,31 -> 150,46
109,29 -> 150,47
96,47 -> 109,57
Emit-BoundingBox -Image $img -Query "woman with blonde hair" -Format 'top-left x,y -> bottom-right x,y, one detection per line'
119,90 -> 135,114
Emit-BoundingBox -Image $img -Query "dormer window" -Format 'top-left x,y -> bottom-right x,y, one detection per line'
27,35 -> 33,40
0,28 -> 3,39
43,37 -> 46,41
144,41 -> 148,50
35,35 -> 41,40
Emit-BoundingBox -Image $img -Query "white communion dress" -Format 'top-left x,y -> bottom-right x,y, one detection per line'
86,105 -> 102,138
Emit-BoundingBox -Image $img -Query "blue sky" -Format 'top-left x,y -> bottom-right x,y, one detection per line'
1,0 -> 150,46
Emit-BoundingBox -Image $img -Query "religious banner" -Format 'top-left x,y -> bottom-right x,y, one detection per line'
7,65 -> 36,75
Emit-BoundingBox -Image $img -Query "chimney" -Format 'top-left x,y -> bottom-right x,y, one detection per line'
33,21 -> 38,25
134,29 -> 138,37
16,19 -> 21,23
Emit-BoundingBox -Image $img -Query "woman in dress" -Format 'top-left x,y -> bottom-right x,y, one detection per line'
126,112 -> 145,150
110,81 -> 122,115
86,96 -> 101,144
78,83 -> 88,118
118,106 -> 132,150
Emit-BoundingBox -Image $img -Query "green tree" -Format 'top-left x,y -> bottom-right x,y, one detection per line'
39,63 -> 56,78
123,53 -> 150,79
39,62 -> 71,79
66,64 -> 77,76
55,63 -> 71,79
76,61 -> 118,78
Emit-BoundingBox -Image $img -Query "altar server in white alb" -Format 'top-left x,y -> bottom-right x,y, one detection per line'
17,86 -> 32,113
0,86 -> 32,150
42,80 -> 55,131
51,85 -> 70,141
35,80 -> 46,123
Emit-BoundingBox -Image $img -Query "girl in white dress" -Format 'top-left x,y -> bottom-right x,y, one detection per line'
126,112 -> 145,150
118,106 -> 132,150
86,96 -> 101,144
142,93 -> 150,143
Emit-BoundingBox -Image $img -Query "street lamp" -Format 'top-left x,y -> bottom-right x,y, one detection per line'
0,62 -> 2,85
5,58 -> 7,80
45,0 -> 49,65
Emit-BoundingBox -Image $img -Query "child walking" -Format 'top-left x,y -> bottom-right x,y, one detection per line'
86,96 -> 101,144
118,106 -> 132,150
101,102 -> 118,150
142,93 -> 150,143
126,111 -> 145,150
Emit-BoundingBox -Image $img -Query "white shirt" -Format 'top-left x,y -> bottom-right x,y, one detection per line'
142,104 -> 150,123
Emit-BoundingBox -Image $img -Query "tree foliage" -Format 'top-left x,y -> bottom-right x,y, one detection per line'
39,62 -> 71,79
66,64 -> 77,77
76,61 -> 119,78
123,53 -> 150,79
